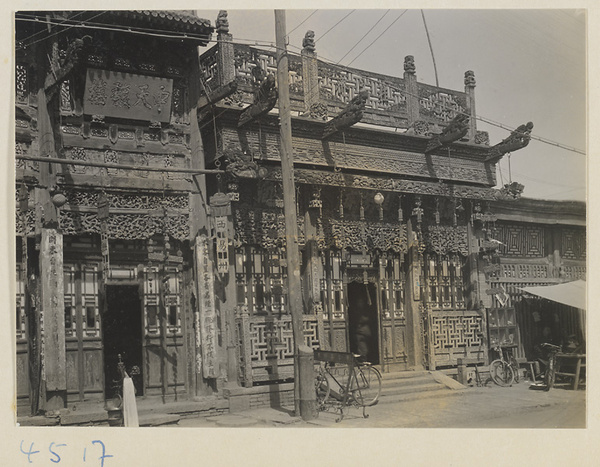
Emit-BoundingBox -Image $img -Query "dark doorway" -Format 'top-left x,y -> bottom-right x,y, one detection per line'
103,285 -> 143,397
347,281 -> 379,364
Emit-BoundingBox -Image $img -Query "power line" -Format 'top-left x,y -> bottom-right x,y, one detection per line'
315,10 -> 355,43
287,10 -> 319,37
336,10 -> 390,65
420,10 -> 439,88
17,10 -> 90,45
346,10 -> 408,67
15,13 -> 585,156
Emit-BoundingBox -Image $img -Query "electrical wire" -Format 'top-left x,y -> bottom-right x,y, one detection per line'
420,10 -> 439,88
336,10 -> 390,65
287,10 -> 319,37
315,10 -> 355,43
17,10 -> 89,45
346,10 -> 408,67
15,12 -> 585,156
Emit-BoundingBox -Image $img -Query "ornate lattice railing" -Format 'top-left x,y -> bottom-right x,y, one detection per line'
235,309 -> 325,387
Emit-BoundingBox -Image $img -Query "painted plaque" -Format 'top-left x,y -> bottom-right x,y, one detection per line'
83,68 -> 173,122
195,235 -> 218,378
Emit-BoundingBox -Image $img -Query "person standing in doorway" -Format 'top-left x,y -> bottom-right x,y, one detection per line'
356,314 -> 372,361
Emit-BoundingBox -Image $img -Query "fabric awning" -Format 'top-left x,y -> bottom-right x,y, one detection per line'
519,280 -> 586,310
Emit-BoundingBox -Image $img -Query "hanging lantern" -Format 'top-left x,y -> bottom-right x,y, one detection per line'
50,186 -> 67,208
374,192 -> 384,221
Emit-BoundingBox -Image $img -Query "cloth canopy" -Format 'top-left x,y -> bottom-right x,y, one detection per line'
519,280 -> 586,310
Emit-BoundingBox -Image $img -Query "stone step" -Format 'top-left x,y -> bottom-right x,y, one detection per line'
381,374 -> 434,388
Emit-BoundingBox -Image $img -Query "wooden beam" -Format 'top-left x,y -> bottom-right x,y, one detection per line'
237,75 -> 278,127
424,114 -> 470,154
322,90 -> 369,140
197,80 -> 238,110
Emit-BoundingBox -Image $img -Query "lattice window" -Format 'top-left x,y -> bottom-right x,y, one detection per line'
497,224 -> 545,258
165,268 -> 182,336
64,265 -> 77,338
81,265 -> 101,337
144,267 -> 160,336
561,228 -> 586,260
381,257 -> 406,319
15,264 -> 26,341
425,254 -> 465,310
322,251 -> 344,320
235,246 -> 287,315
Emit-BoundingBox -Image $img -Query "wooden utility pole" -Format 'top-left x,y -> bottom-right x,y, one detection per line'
274,10 -> 310,418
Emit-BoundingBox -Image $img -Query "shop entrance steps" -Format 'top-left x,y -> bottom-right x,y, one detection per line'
378,370 -> 467,404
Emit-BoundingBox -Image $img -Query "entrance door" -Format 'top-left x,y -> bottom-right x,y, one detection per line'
347,282 -> 379,364
103,285 -> 143,397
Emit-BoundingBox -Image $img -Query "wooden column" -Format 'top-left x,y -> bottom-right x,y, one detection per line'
404,56 -> 419,126
275,10 -> 307,417
303,204 -> 323,315
404,219 -> 424,370
464,71 -> 477,142
301,38 -> 319,113
188,52 -> 212,396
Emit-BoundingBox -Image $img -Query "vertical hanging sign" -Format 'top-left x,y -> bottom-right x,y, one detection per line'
196,234 -> 218,378
215,216 -> 229,274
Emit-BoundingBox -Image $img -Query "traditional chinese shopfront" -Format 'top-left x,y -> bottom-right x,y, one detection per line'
15,10 -> 217,414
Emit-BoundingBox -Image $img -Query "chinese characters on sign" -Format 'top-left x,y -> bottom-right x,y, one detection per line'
83,68 -> 173,123
196,235 -> 218,378
215,216 -> 229,274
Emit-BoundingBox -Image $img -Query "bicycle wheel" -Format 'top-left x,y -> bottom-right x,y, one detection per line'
315,367 -> 330,408
509,357 -> 520,383
489,360 -> 514,387
351,366 -> 382,407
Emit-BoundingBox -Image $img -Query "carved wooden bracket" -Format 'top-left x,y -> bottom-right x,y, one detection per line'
197,80 -> 238,110
44,36 -> 92,100
485,122 -> 534,163
322,90 -> 369,140
425,114 -> 469,154
238,75 -> 278,127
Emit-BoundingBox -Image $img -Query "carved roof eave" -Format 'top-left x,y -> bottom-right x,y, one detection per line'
489,197 -> 586,226
212,106 -> 492,162
261,166 -> 511,202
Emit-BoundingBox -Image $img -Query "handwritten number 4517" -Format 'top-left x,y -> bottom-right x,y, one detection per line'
20,440 -> 113,466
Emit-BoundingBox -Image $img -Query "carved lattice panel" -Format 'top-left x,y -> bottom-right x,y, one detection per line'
63,265 -> 77,338
497,224 -> 545,258
429,311 -> 483,366
247,316 -> 320,364
561,228 -> 586,260
16,64 -> 28,104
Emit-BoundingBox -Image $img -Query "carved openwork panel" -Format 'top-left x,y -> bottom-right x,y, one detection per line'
234,205 -> 305,249
199,47 -> 220,91
499,263 -> 549,280
16,64 -> 28,104
425,254 -> 466,310
60,211 -> 190,241
561,228 -> 586,260
317,62 -> 407,113
418,83 -> 467,124
424,225 -> 468,256
324,219 -> 407,253
562,265 -> 586,281
143,267 -> 182,337
245,315 -> 320,364
497,224 -> 545,258
430,311 -> 483,361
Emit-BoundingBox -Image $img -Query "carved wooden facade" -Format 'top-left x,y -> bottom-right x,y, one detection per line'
15,11 -> 214,413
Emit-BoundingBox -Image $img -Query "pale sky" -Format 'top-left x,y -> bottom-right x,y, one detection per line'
197,9 -> 587,202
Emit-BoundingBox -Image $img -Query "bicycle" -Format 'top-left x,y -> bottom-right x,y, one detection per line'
314,350 -> 382,422
489,344 -> 519,387
540,343 -> 561,391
